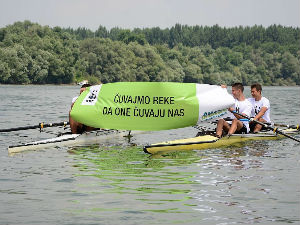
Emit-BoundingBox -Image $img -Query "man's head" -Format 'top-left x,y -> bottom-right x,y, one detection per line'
80,84 -> 91,94
231,82 -> 244,99
250,83 -> 262,100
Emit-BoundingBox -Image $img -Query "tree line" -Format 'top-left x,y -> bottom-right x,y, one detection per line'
0,21 -> 299,85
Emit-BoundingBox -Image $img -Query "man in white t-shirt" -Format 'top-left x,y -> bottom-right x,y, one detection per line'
71,84 -> 91,108
248,83 -> 271,133
216,83 -> 252,137
69,84 -> 94,134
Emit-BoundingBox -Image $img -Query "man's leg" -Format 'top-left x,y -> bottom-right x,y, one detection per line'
253,118 -> 267,133
69,111 -> 82,134
216,119 -> 231,137
228,119 -> 244,135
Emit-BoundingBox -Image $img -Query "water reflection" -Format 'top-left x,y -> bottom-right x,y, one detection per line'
67,140 -> 274,223
218,141 -> 270,170
67,146 -> 201,221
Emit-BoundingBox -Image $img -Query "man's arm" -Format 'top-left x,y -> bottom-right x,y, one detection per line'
229,101 -> 252,120
228,107 -> 246,120
253,106 -> 268,121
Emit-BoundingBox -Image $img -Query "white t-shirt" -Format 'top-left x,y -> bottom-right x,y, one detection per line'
72,96 -> 78,104
230,99 -> 253,133
248,97 -> 271,123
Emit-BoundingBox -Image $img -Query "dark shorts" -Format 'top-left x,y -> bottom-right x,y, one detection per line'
77,124 -> 87,134
249,122 -> 256,132
249,121 -> 268,132
235,124 -> 248,134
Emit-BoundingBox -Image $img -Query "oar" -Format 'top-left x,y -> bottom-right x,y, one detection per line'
273,123 -> 299,129
231,111 -> 300,143
0,121 -> 69,133
212,119 -> 299,129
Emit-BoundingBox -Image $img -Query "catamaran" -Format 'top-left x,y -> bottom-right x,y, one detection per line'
6,123 -> 299,155
2,82 -> 299,154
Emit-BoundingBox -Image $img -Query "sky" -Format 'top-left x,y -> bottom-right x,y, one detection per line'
0,0 -> 299,30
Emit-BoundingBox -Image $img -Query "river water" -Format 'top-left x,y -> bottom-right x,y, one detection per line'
0,85 -> 299,225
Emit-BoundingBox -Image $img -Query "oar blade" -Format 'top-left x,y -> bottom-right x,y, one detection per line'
0,122 -> 69,133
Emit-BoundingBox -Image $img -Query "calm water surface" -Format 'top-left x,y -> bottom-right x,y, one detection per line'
0,85 -> 299,225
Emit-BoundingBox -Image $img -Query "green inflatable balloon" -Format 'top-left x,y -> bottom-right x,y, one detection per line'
70,82 -> 234,131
